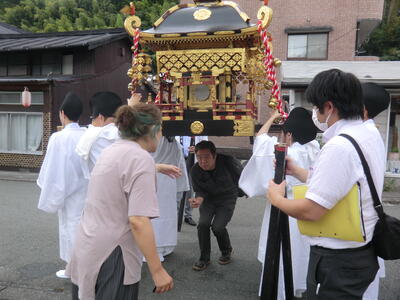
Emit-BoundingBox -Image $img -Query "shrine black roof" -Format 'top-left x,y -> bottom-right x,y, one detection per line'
143,3 -> 252,35
0,28 -> 128,52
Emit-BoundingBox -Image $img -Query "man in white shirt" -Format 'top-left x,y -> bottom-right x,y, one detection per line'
37,92 -> 87,278
268,69 -> 385,299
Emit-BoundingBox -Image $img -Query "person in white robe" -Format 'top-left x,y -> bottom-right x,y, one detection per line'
239,108 -> 320,299
37,93 -> 87,278
360,82 -> 390,300
175,136 -> 209,226
152,137 -> 190,261
75,92 -> 182,180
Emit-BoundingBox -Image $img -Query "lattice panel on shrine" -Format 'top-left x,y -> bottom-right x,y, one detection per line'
156,48 -> 246,74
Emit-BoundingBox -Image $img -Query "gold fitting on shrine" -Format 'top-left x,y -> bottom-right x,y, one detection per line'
190,121 -> 205,135
273,58 -> 282,67
264,80 -> 274,90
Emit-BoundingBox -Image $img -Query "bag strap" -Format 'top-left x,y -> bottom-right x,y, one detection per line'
339,134 -> 385,220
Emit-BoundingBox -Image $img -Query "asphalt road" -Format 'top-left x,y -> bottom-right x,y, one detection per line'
0,179 -> 399,300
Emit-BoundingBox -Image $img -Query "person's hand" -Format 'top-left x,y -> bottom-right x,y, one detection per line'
128,93 -> 142,107
267,180 -> 286,206
152,267 -> 174,294
189,197 -> 204,208
156,164 -> 182,179
270,110 -> 281,121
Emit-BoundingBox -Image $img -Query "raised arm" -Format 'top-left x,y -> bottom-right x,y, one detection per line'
257,110 -> 281,136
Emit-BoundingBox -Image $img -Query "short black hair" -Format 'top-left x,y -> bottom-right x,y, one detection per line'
89,91 -> 122,118
305,69 -> 363,119
362,82 -> 390,119
283,107 -> 318,145
60,92 -> 83,122
195,140 -> 216,156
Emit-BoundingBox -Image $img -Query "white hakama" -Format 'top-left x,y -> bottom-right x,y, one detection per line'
239,133 -> 320,299
37,123 -> 88,263
152,137 -> 189,260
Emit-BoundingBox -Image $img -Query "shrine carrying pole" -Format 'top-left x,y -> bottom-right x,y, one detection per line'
258,1 -> 293,299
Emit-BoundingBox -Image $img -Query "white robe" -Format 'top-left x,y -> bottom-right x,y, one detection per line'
75,123 -> 119,179
37,123 -> 88,263
362,119 -> 385,300
240,133 -> 320,299
152,137 -> 190,258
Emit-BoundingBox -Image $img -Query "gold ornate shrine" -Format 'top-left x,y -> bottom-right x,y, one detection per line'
125,0 -> 278,136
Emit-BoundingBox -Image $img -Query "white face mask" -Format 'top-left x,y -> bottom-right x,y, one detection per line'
312,108 -> 331,132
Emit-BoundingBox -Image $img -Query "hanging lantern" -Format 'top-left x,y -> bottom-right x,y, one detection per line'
21,87 -> 31,108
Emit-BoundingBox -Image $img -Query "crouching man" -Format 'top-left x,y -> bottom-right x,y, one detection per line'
190,141 -> 243,271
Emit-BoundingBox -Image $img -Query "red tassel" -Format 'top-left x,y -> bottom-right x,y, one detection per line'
264,0 -> 269,5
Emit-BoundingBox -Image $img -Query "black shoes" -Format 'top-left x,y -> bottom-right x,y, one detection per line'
184,217 -> 197,226
218,248 -> 233,265
192,260 -> 210,271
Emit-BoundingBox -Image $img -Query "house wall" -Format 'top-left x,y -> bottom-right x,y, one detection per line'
0,39 -> 132,170
0,83 -> 51,169
181,0 -> 384,61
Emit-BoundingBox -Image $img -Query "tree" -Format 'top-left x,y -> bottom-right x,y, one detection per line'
364,0 -> 400,60
0,0 -> 179,33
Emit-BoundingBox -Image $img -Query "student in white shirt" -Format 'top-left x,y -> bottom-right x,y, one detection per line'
268,69 -> 385,299
361,82 -> 390,300
37,93 -> 87,279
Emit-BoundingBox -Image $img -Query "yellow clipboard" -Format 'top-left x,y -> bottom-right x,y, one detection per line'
293,184 -> 365,242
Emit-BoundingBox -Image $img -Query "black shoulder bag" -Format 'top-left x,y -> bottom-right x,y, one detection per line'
341,134 -> 400,260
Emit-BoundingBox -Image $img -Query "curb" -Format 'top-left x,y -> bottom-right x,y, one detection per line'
0,172 -> 38,183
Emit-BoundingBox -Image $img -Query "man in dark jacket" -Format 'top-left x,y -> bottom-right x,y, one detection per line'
189,141 -> 243,271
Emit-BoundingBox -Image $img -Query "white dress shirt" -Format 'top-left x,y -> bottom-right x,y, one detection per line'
305,119 -> 385,249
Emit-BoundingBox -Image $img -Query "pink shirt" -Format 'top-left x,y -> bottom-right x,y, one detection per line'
66,139 -> 159,300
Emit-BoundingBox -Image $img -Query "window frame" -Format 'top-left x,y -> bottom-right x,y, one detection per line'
0,52 -> 72,77
287,32 -> 329,60
0,91 -> 44,105
0,111 -> 44,155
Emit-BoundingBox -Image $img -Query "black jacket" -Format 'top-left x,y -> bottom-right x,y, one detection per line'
191,154 -> 244,200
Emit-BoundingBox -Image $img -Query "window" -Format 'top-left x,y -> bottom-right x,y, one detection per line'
0,52 -> 73,76
0,112 -> 43,154
387,94 -> 400,176
0,91 -> 44,105
32,52 -> 62,75
7,53 -> 28,76
62,54 -> 74,75
288,33 -> 328,59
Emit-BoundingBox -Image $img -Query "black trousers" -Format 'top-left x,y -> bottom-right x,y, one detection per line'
197,197 -> 236,261
72,246 -> 139,300
306,243 -> 378,300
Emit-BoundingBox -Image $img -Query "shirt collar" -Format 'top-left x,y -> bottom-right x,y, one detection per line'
364,119 -> 375,125
322,118 -> 363,143
64,122 -> 80,129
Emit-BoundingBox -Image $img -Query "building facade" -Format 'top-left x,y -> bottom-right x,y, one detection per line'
0,27 -> 131,170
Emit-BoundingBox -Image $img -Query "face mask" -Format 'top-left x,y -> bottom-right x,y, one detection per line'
312,108 -> 331,132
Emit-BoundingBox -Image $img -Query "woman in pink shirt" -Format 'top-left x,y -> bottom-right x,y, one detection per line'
67,103 -> 174,300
